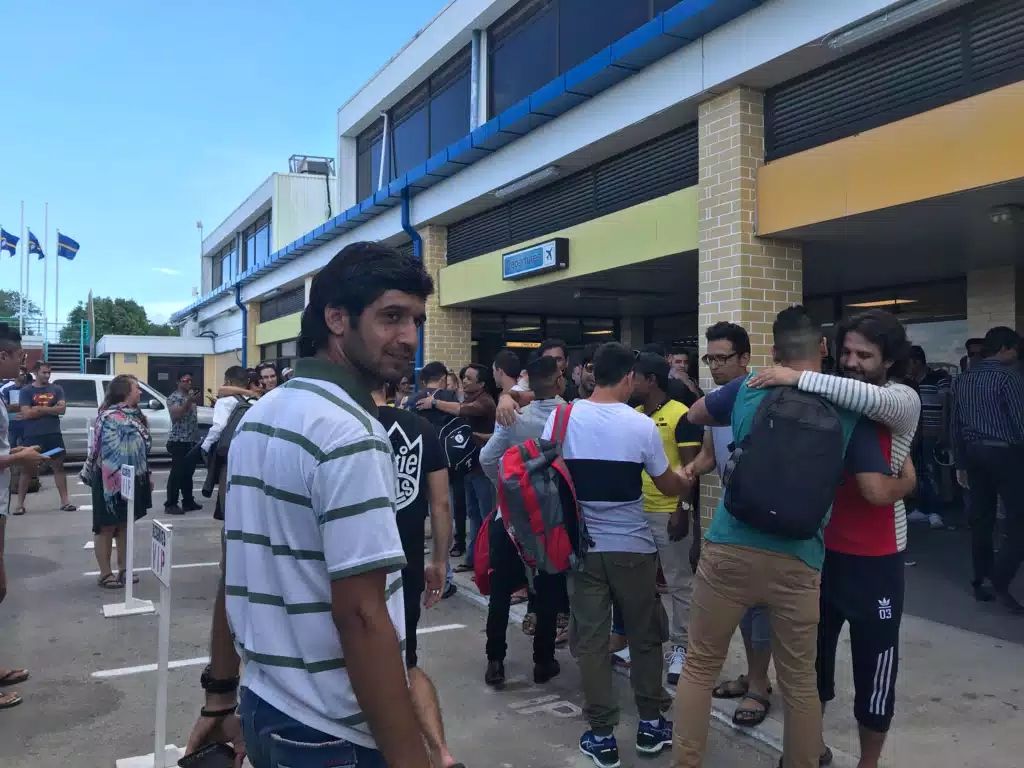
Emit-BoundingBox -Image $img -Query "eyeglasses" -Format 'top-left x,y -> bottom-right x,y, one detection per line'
701,353 -> 738,367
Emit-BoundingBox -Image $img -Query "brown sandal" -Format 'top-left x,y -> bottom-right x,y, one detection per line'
0,691 -> 22,709
0,669 -> 28,686
97,573 -> 120,589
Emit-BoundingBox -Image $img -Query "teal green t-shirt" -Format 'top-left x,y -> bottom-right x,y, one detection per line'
704,374 -> 860,570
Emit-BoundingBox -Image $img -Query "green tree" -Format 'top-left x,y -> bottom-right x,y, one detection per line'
0,290 -> 42,323
59,297 -> 179,343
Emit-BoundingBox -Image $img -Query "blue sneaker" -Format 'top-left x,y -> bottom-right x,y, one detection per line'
636,717 -> 673,755
579,731 -> 621,768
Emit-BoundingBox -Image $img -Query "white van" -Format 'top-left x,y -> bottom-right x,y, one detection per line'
49,373 -> 213,461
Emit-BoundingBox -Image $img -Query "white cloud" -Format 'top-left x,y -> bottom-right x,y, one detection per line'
151,267 -> 181,276
146,301 -> 190,324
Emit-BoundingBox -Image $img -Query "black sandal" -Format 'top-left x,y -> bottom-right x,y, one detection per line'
117,570 -> 140,586
97,573 -> 120,590
733,692 -> 771,727
713,675 -> 749,699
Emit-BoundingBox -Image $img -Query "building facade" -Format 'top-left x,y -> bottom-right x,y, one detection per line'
170,0 -> 1023,403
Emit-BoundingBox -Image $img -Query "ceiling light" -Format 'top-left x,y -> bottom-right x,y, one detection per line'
846,298 -> 918,308
506,325 -> 541,332
583,329 -> 616,336
505,341 -> 542,349
826,0 -> 960,50
989,205 -> 1024,225
493,166 -> 560,199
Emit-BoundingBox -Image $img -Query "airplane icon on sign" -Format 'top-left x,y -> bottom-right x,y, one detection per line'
542,243 -> 554,262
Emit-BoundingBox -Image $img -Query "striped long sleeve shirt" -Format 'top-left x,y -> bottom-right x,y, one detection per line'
797,372 -> 921,552
951,359 -> 1024,466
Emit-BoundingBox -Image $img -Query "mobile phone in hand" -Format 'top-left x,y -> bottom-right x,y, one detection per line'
41,447 -> 65,458
178,742 -> 235,768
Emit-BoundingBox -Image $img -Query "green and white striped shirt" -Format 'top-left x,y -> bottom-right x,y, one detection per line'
224,357 -> 406,749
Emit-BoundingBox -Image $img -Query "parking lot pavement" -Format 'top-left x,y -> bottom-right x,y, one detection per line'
2,473 -> 777,768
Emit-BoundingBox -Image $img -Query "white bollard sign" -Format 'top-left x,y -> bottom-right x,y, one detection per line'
102,464 -> 155,618
151,521 -> 174,768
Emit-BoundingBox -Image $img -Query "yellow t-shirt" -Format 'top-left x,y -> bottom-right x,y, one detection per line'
636,399 -> 703,513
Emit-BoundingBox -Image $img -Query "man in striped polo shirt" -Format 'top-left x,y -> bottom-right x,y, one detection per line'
184,242 -> 436,768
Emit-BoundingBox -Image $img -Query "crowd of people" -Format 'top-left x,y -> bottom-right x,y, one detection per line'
0,237 -> 1022,766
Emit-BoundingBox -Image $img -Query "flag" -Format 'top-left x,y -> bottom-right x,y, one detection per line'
57,232 -> 80,261
28,230 -> 44,260
0,228 -> 18,257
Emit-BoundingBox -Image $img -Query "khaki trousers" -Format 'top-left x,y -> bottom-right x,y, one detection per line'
673,542 -> 822,768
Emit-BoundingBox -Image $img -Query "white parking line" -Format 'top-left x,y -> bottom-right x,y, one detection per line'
83,561 -> 219,576
89,625 -> 464,679
71,488 -> 201,499
91,656 -> 209,679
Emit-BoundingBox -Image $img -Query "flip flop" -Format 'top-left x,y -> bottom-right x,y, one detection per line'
97,574 -> 120,590
117,571 -> 140,586
0,691 -> 22,709
0,669 -> 29,687
732,692 -> 771,727
60,504 -> 77,512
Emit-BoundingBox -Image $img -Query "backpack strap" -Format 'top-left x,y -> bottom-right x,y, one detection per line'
551,403 -> 574,444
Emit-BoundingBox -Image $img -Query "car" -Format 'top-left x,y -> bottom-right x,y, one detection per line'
48,373 -> 213,461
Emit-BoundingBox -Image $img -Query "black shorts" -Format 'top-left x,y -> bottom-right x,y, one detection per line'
32,433 -> 65,456
817,549 -> 904,733
397,511 -> 426,668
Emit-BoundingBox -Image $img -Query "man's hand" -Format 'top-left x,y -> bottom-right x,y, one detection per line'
898,454 -> 917,489
668,508 -> 689,542
12,447 -> 47,468
496,392 -> 520,428
681,461 -> 699,486
423,562 -> 445,609
957,470 -> 969,490
748,366 -> 801,389
184,711 -> 246,768
19,407 -> 39,420
415,393 -> 434,412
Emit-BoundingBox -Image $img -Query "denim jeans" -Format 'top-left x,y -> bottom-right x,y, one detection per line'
463,471 -> 494,567
240,688 -> 386,768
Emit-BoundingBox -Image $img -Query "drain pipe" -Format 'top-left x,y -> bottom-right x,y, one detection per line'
400,187 -> 424,387
235,284 -> 248,369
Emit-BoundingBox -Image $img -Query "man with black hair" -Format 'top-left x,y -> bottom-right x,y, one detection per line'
0,324 -> 46,710
201,366 -> 255,520
630,353 -> 703,685
683,321 -> 775,730
492,349 -> 524,395
479,355 -> 566,688
496,338 -> 578,427
642,344 -> 700,407
14,361 -> 74,514
185,241 -> 438,768
578,343 -> 599,400
906,345 -> 951,529
952,325 -> 1024,613
676,307 -> 914,768
960,337 -> 985,373
548,341 -> 687,766
165,371 -> 202,515
747,309 -> 921,768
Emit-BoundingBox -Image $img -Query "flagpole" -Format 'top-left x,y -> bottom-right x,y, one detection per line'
56,229 -> 61,332
43,203 -> 49,340
19,201 -> 24,333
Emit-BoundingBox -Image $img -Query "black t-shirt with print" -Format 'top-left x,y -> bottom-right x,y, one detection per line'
377,406 -> 446,523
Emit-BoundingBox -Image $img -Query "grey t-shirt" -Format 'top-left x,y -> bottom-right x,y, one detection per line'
19,383 -> 65,437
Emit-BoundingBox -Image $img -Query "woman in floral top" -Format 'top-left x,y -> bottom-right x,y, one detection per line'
82,375 -> 153,588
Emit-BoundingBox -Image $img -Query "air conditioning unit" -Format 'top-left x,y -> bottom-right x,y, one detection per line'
289,154 -> 335,176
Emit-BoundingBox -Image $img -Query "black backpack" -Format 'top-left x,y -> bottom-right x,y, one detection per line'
437,416 -> 480,474
722,388 -> 846,540
216,396 -> 254,459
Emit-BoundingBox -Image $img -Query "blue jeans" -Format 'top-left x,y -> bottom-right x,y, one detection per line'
463,471 -> 494,567
739,606 -> 771,652
240,688 -> 386,768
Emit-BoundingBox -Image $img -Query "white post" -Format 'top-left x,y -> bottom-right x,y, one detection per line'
151,521 -> 173,768
55,230 -> 60,332
102,465 -> 154,618
42,205 -> 48,337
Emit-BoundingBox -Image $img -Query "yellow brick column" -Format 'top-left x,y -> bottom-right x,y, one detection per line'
697,87 -> 803,522
245,302 -> 260,368
420,224 -> 472,371
967,267 -> 1023,339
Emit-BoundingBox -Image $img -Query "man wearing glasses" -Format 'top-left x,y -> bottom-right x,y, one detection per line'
165,372 -> 202,515
681,323 -> 775,731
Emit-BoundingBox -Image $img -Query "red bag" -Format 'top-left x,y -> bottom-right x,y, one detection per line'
496,404 -> 590,577
472,510 -> 496,596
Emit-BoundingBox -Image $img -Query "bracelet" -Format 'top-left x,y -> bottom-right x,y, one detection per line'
200,705 -> 237,718
201,665 -> 240,694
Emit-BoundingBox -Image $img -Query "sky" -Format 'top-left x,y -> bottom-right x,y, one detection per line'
0,0 -> 447,324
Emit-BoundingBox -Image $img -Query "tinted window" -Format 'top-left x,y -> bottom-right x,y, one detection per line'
391,98 -> 430,180
357,121 -> 384,200
430,71 -> 470,155
58,379 -> 99,408
559,0 -> 649,72
254,223 -> 269,266
489,0 -> 557,115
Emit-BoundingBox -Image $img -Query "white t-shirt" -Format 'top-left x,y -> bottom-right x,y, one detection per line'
543,399 -> 669,554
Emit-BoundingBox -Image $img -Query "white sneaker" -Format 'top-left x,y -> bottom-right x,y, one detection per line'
906,509 -> 928,524
928,512 -> 945,529
666,645 -> 686,685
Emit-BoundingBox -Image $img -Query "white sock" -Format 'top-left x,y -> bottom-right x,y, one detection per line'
641,718 -> 661,728
593,732 -> 613,742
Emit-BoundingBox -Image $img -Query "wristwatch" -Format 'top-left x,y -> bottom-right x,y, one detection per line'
200,664 -> 239,695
